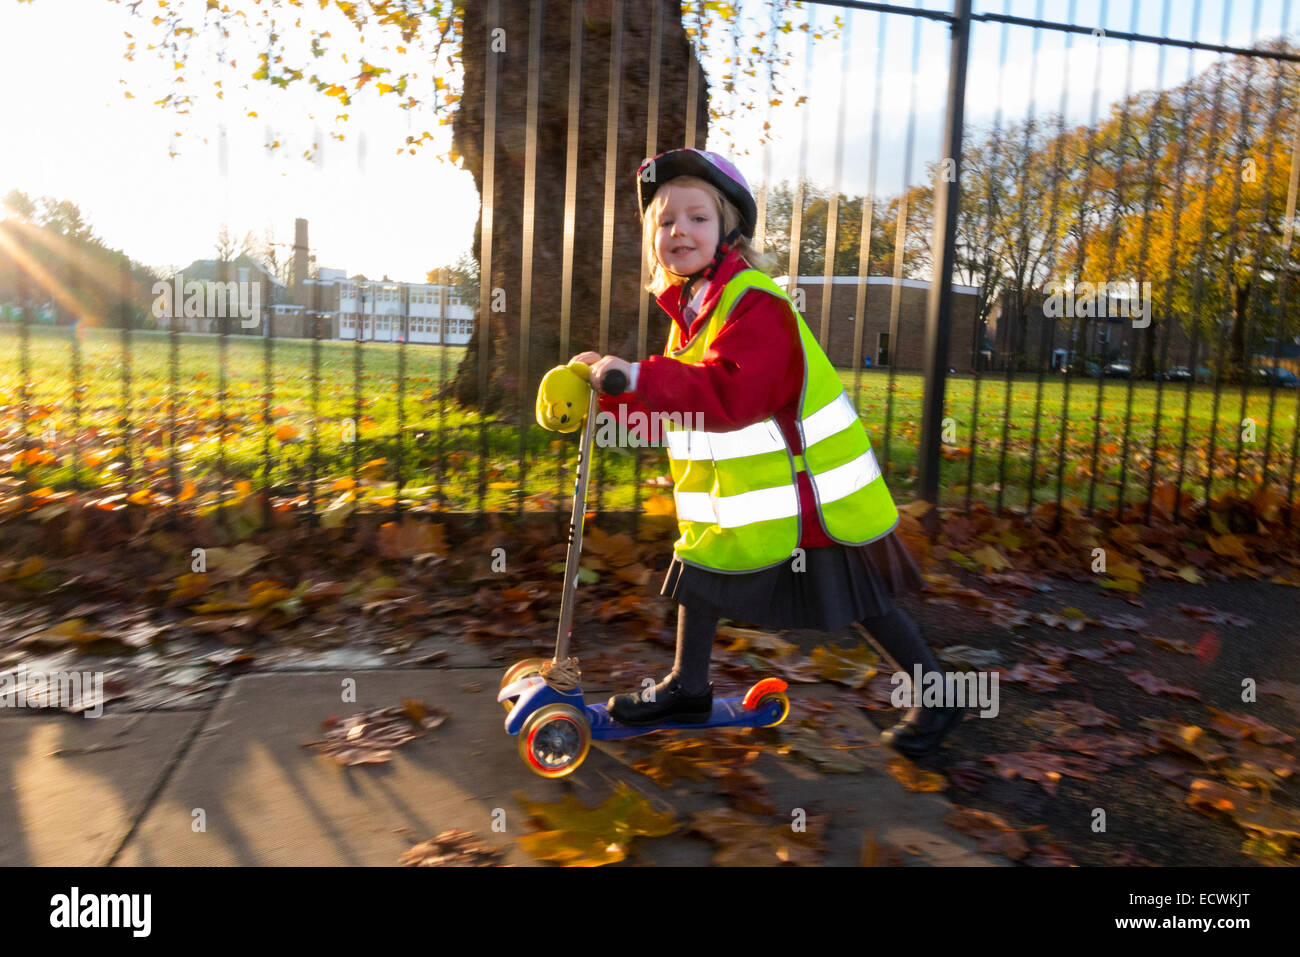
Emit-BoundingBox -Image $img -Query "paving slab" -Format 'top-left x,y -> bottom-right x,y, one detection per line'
0,710 -> 203,866
113,669 -> 1002,866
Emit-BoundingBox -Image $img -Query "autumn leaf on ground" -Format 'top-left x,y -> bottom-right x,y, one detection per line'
779,724 -> 868,773
1194,630 -> 1222,664
378,518 -> 446,559
1024,840 -> 1077,867
1124,670 -> 1202,701
513,782 -> 679,866
582,526 -> 641,567
1023,709 -> 1081,735
1205,707 -> 1294,746
400,829 -> 507,866
810,642 -> 880,689
168,572 -> 212,603
1096,613 -> 1147,632
937,644 -> 1004,669
1220,762 -> 1281,794
1105,559 -> 1145,583
1146,634 -> 1197,655
1036,607 -> 1093,631
720,626 -> 796,658
1185,779 -> 1300,856
1053,701 -> 1121,728
967,544 -> 1011,571
945,760 -> 988,791
31,618 -> 110,647
944,805 -> 1045,861
302,702 -> 447,766
1178,604 -> 1254,628
984,751 -> 1105,796
999,662 -> 1077,692
717,767 -> 776,815
1099,574 -> 1141,594
886,756 -> 947,792
846,672 -> 902,712
860,828 -> 905,866
1044,731 -> 1147,767
1205,533 -> 1250,562
630,738 -> 719,788
1138,719 -> 1228,763
1147,754 -> 1206,788
688,807 -> 828,866
204,543 -> 268,578
1258,680 -> 1300,721
1227,739 -> 1300,778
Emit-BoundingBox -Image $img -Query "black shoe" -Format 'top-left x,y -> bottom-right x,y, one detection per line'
607,676 -> 713,727
879,706 -> 962,757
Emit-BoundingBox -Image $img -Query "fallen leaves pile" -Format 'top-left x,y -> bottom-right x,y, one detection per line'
302,699 -> 448,766
399,829 -> 507,867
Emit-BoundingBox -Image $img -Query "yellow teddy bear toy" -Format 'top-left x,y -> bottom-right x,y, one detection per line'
535,359 -> 594,433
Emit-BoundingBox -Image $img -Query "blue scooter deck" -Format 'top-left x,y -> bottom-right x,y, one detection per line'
585,696 -> 783,740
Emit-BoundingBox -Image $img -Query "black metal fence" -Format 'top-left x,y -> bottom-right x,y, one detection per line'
1,0 -> 1298,536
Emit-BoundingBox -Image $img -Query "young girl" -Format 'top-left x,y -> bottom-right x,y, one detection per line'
578,148 -> 959,758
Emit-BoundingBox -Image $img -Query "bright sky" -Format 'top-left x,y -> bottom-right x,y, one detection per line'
0,0 -> 1292,282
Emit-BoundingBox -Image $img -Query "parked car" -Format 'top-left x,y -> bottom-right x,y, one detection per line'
1253,365 -> 1299,389
1103,360 -> 1133,378
1160,365 -> 1213,384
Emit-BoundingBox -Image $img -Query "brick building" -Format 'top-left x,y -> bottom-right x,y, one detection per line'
772,275 -> 983,372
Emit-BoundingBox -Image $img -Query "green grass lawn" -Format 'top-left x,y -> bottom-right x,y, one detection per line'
2,323 -> 1298,516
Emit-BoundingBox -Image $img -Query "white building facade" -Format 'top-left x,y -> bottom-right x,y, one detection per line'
335,279 -> 475,345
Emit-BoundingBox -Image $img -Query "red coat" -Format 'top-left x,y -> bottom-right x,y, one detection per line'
598,247 -> 836,548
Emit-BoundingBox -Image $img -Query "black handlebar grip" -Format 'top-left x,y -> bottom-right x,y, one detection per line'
602,369 -> 627,395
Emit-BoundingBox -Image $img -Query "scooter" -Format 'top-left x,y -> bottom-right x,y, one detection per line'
498,364 -> 789,778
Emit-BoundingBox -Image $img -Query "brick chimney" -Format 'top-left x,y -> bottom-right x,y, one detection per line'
292,217 -> 309,305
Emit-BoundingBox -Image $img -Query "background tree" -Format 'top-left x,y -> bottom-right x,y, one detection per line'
0,191 -> 157,329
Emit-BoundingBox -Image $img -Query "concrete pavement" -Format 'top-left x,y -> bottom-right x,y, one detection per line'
1,667 -> 1004,867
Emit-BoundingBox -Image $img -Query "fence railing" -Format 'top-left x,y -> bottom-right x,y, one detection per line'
1,0 -> 1298,538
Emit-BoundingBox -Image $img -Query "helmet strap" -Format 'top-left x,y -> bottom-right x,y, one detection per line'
675,227 -> 744,315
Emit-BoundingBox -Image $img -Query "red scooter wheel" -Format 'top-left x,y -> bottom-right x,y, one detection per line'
518,703 -> 591,778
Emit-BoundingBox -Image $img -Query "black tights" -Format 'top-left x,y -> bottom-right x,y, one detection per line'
670,602 -> 941,697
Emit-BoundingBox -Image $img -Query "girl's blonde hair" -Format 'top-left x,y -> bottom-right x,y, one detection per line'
642,175 -> 778,297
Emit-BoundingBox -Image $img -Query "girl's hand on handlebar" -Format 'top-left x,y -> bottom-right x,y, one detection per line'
589,355 -> 632,393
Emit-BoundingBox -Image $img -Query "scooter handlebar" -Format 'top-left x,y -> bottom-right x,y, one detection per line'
600,369 -> 627,396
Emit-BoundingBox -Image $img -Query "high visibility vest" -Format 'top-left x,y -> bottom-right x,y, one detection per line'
662,269 -> 900,573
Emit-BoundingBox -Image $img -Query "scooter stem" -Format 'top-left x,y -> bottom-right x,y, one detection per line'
553,386 -> 601,664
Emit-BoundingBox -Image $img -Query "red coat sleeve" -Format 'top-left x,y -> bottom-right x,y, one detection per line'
600,289 -> 803,433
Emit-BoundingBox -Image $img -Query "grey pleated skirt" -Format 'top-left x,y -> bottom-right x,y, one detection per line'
660,530 -> 925,632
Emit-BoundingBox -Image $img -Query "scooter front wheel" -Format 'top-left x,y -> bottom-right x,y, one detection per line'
499,658 -> 550,713
518,703 -> 591,778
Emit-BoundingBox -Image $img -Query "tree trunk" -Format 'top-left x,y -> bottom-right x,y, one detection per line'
446,0 -> 710,418
1229,279 -> 1250,381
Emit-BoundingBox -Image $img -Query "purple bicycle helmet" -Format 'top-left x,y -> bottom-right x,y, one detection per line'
636,148 -> 758,292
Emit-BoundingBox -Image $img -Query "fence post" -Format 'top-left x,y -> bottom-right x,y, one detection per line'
918,0 -> 971,538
